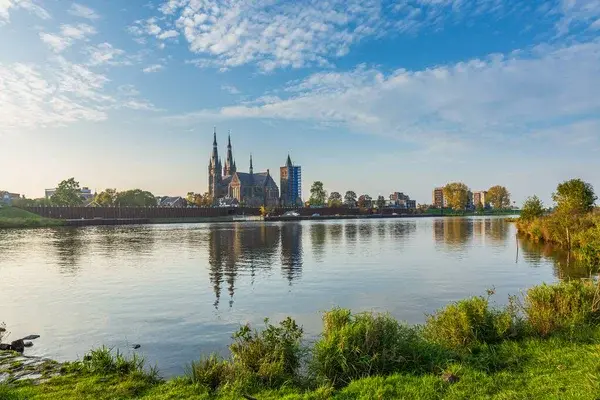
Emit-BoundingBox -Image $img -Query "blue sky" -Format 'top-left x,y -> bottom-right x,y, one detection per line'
1,0 -> 600,205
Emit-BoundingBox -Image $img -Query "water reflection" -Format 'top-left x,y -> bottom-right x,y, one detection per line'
51,228 -> 87,273
518,237 -> 596,279
310,224 -> 327,262
281,223 -> 303,284
208,224 -> 281,308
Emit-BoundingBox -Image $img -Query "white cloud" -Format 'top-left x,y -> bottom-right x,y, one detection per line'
167,39 -> 600,148
0,0 -> 49,25
142,64 -> 164,73
221,84 -> 241,95
68,3 -> 99,20
555,0 -> 600,34
85,43 -> 128,66
157,29 -> 178,40
39,23 -> 96,52
138,0 -> 521,71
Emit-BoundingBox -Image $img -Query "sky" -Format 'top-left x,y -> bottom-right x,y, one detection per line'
1,0 -> 599,205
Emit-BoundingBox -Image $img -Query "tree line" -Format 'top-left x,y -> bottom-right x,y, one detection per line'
308,181 -> 387,209
441,183 -> 511,211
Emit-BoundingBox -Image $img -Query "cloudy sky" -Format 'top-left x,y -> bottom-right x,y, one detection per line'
1,0 -> 599,204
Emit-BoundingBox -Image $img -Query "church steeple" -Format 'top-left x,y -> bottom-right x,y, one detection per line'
249,154 -> 253,175
224,130 -> 235,176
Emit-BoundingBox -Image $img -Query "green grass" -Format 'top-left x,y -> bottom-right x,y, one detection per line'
0,207 -> 64,229
3,281 -> 600,399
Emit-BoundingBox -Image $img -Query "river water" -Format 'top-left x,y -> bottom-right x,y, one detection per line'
0,217 -> 580,376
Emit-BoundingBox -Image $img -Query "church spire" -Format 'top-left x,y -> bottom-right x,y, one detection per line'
249,154 -> 253,175
213,126 -> 217,146
224,129 -> 235,176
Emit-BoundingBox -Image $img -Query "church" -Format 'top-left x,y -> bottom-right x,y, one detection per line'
208,129 -> 279,207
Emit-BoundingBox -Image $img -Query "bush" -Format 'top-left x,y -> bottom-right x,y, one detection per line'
73,347 -> 157,381
423,296 -> 519,351
230,317 -> 304,388
185,354 -> 239,392
312,309 -> 440,387
522,280 -> 600,336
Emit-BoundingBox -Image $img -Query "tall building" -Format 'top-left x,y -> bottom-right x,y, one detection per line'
280,155 -> 302,206
432,187 -> 444,208
473,191 -> 488,209
208,129 -> 279,206
388,192 -> 416,209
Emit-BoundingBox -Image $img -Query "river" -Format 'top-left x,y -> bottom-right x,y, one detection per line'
0,217 -> 581,376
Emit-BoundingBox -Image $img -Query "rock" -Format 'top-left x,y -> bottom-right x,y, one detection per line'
20,335 -> 40,341
132,344 -> 141,350
0,344 -> 11,351
23,342 -> 33,348
442,372 -> 460,384
10,339 -> 25,353
0,327 -> 6,333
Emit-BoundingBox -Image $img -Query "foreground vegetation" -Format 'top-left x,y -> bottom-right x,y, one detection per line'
0,207 -> 64,229
3,280 -> 600,399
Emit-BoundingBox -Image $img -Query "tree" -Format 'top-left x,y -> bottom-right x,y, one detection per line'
114,189 -> 156,207
443,182 -> 469,211
487,185 -> 511,209
476,203 -> 485,213
51,178 -> 83,206
309,181 -> 327,206
552,178 -> 596,214
95,189 -> 117,206
328,192 -> 343,207
520,195 -> 544,221
376,195 -> 386,209
344,191 -> 357,207
357,194 -> 372,209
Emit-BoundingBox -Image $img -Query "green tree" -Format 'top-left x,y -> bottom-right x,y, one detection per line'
95,189 -> 117,206
443,182 -> 469,211
328,192 -> 343,207
344,191 -> 357,207
114,189 -> 156,207
520,195 -> 544,221
487,185 -> 511,209
376,195 -> 386,209
186,192 -> 212,207
51,178 -> 83,206
552,178 -> 596,214
476,203 -> 485,213
309,181 -> 327,206
357,194 -> 372,209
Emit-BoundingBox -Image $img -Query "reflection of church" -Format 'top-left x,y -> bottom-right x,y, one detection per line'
207,223 -> 304,308
208,129 -> 279,206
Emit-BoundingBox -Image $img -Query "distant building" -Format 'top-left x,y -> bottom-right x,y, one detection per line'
467,190 -> 474,210
45,187 -> 94,202
0,191 -> 20,205
432,187 -> 444,208
157,196 -> 186,208
208,129 -> 279,207
473,191 -> 489,209
388,192 -> 416,209
280,155 -> 302,207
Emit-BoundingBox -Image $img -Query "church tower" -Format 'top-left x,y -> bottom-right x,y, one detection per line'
223,131 -> 236,176
208,127 -> 222,200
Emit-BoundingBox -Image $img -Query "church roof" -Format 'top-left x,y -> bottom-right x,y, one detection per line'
234,171 -> 274,187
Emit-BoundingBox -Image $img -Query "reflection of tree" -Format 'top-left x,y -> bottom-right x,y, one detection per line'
518,237 -> 595,279
328,223 -> 343,244
52,228 -> 86,274
376,222 -> 387,239
388,221 -> 416,242
281,223 -> 303,284
310,223 -> 326,262
485,219 -> 509,244
358,222 -> 373,241
344,222 -> 358,246
433,218 -> 471,248
97,226 -> 156,256
208,224 -> 280,309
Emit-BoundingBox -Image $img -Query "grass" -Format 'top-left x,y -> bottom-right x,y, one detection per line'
0,206 -> 64,229
3,280 -> 600,399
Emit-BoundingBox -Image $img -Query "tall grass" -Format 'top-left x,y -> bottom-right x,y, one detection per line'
68,347 -> 159,382
311,309 -> 447,387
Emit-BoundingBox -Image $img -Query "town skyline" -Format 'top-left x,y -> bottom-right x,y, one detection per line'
2,1 -> 599,205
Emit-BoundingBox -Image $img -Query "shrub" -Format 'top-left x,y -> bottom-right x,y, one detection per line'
74,347 -> 158,381
312,309 -> 440,387
522,280 -> 600,336
185,354 -> 239,392
230,317 -> 304,388
423,296 -> 519,351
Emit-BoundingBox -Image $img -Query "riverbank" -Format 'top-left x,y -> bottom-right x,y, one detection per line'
2,280 -> 600,399
0,207 -> 64,229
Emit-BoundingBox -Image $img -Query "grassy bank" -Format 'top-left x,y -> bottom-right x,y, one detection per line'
0,207 -> 64,229
3,280 -> 600,399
